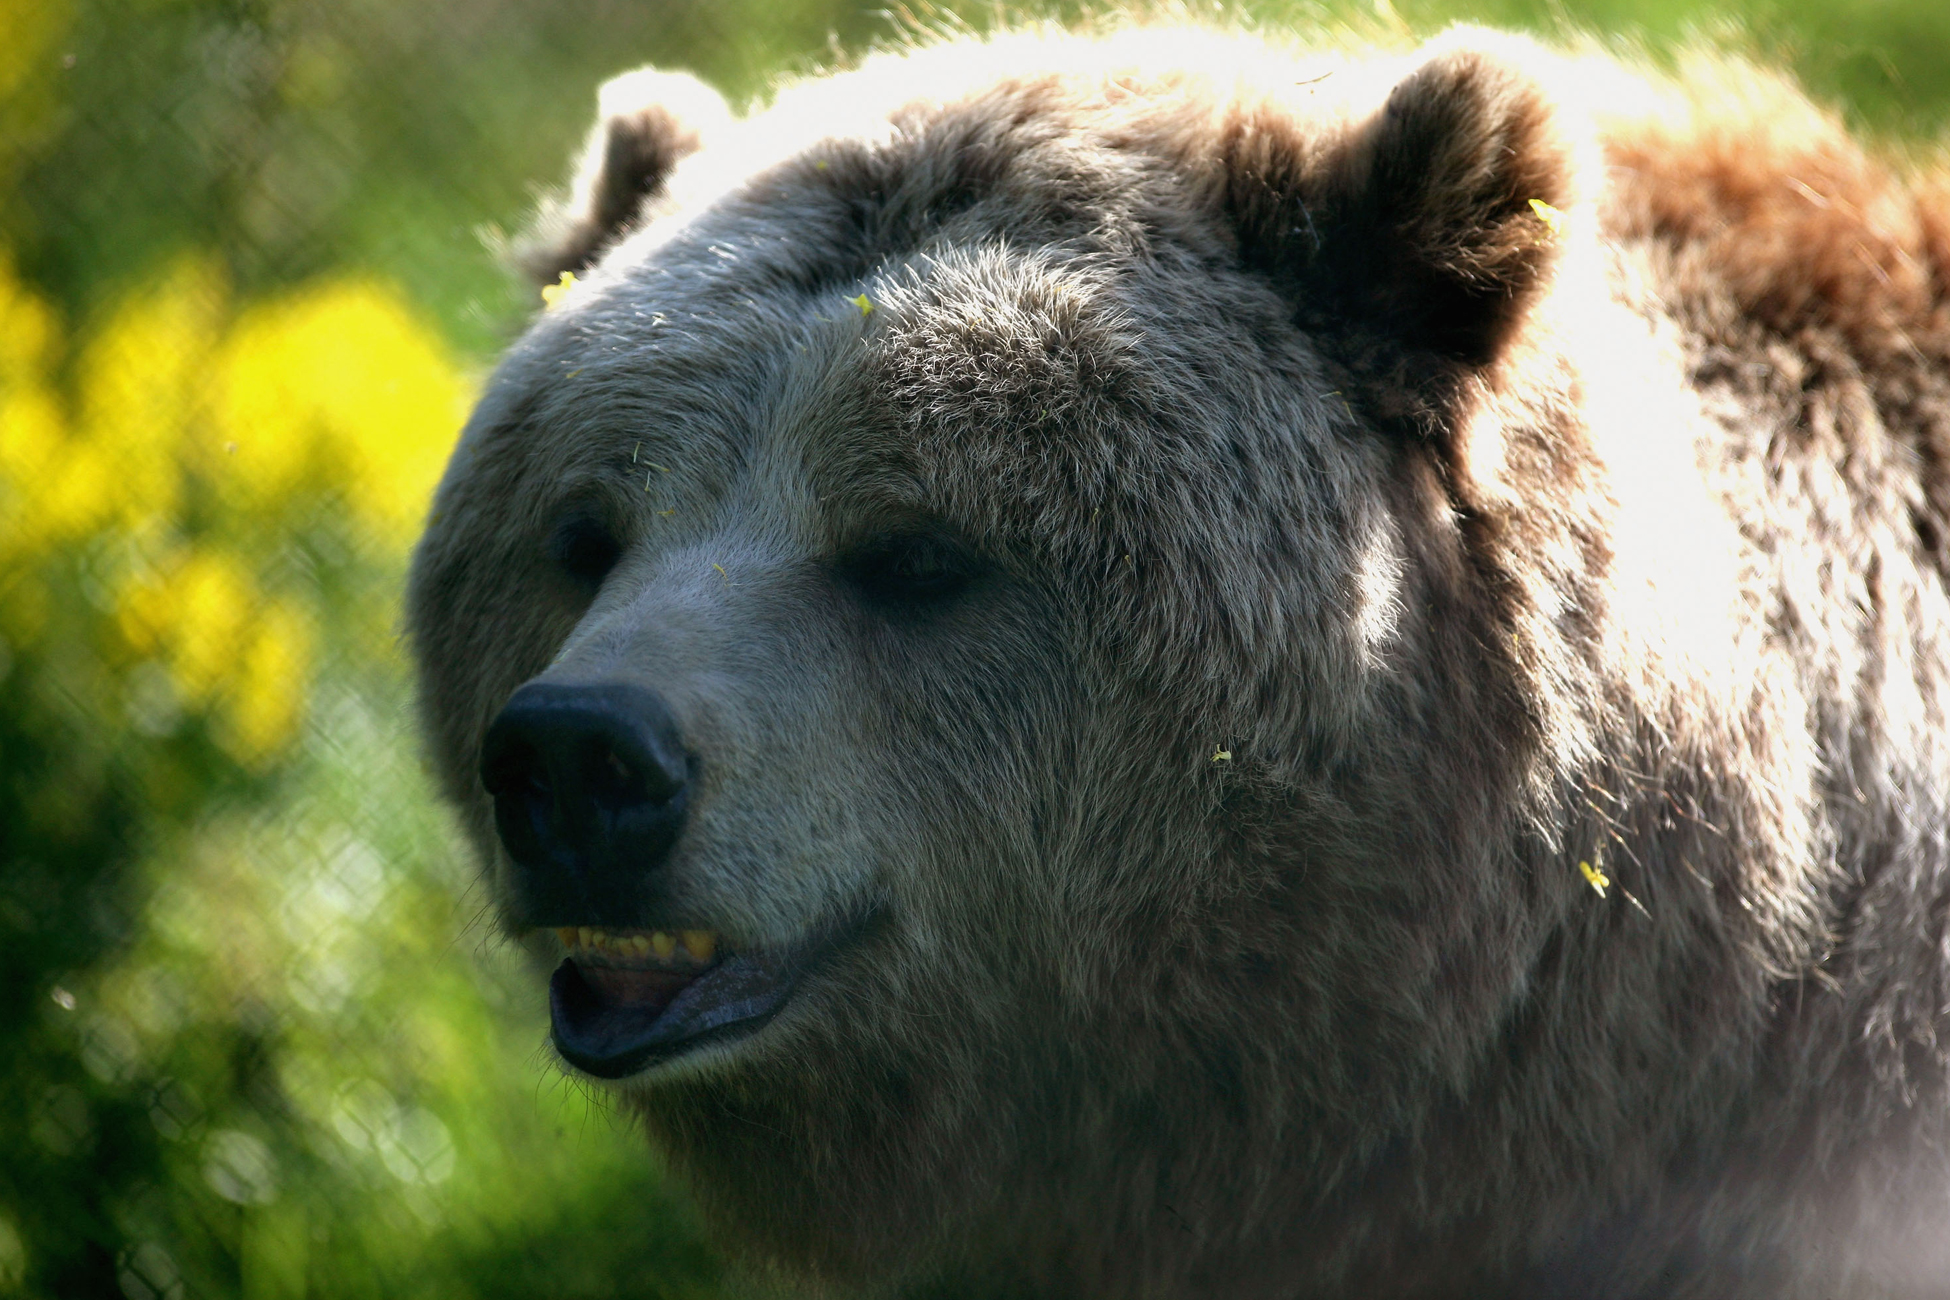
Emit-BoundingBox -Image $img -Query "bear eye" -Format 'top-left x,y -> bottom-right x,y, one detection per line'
548,512 -> 623,587
843,533 -> 977,608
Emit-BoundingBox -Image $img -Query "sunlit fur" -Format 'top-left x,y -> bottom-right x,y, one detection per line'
407,20 -> 1950,1298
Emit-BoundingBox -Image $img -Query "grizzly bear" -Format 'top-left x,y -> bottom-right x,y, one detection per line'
406,20 -> 1950,1299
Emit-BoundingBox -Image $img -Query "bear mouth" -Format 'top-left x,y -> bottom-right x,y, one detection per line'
547,926 -> 807,1079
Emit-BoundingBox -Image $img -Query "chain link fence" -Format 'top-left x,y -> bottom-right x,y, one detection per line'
1,0 -> 1945,1296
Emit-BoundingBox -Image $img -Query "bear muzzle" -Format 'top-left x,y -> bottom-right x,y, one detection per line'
480,679 -> 815,1077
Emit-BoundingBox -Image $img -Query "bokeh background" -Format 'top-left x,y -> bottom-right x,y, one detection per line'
1,0 -> 1946,1296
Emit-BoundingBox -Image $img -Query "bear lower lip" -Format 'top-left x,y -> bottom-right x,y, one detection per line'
549,948 -> 801,1079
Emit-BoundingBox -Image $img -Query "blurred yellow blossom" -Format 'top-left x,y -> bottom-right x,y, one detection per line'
0,253 -> 66,639
120,547 -> 255,700
74,256 -> 227,535
1,244 -> 469,767
0,249 -> 57,384
211,278 -> 472,546
225,596 -> 316,765
0,257 -> 65,524
114,546 -> 314,764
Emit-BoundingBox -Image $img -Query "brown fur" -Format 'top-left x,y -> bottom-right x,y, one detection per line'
407,23 -> 1950,1298
518,67 -> 731,285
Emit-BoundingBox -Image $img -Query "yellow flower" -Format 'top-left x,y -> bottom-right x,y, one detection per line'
219,596 -> 315,766
0,250 -> 57,386
1528,198 -> 1568,238
211,279 -> 469,548
75,256 -> 226,535
0,385 -> 67,556
123,548 -> 256,703
0,250 -> 71,566
117,548 -> 314,765
1579,860 -> 1610,898
541,271 -> 577,308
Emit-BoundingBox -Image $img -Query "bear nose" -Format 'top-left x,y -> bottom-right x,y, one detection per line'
479,681 -> 692,925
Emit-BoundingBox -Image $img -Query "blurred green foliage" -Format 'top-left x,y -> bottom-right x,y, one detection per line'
0,0 -> 1945,1297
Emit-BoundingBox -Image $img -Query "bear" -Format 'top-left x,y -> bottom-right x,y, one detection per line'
405,19 -> 1950,1299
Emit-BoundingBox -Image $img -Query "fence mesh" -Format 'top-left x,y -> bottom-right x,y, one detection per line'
1,0 -> 1946,1296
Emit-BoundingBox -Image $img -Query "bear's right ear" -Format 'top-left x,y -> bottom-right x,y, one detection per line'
519,68 -> 732,287
1225,33 -> 1586,430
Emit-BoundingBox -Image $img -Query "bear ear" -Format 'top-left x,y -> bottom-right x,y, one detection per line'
1229,34 -> 1583,405
519,68 -> 732,286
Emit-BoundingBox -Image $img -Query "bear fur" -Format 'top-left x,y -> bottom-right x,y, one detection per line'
406,20 -> 1950,1299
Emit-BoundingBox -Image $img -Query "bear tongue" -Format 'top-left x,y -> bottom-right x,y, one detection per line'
574,960 -> 698,1016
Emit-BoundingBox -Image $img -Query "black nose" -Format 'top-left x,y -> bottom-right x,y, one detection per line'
480,681 -> 692,925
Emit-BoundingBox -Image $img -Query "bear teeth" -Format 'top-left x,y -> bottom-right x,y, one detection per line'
555,926 -> 717,965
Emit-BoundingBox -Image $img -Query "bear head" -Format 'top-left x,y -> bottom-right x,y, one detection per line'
406,25 -> 1786,1295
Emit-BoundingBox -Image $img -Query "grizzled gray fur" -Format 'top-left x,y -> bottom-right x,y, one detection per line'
407,21 -> 1950,1298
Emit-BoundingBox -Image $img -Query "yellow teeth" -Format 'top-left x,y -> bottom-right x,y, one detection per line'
554,926 -> 719,965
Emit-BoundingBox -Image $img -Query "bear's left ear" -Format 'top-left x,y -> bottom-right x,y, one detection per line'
519,68 -> 732,286
1227,34 -> 1585,412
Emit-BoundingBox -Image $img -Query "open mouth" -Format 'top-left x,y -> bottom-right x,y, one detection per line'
547,926 -> 803,1079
